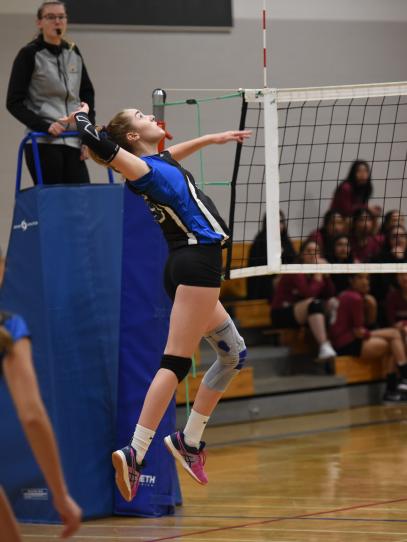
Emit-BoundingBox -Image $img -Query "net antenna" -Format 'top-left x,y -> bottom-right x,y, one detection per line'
262,0 -> 268,89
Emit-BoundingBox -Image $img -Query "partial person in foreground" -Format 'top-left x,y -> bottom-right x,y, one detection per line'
6,1 -> 95,184
329,274 -> 407,403
0,312 -> 81,541
61,102 -> 251,501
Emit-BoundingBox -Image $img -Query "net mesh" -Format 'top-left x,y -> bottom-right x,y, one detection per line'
228,85 -> 407,276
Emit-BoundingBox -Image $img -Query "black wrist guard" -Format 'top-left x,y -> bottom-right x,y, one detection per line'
74,113 -> 120,163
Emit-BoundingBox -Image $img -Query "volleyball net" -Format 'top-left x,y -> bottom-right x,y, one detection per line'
160,82 -> 407,278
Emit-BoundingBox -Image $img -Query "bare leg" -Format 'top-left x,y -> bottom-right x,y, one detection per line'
370,328 -> 406,366
360,336 -> 389,361
360,335 -> 400,397
138,285 -> 220,430
293,298 -> 328,345
0,488 -> 21,542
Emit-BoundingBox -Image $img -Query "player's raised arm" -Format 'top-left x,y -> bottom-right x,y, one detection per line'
167,130 -> 251,162
60,103 -> 150,181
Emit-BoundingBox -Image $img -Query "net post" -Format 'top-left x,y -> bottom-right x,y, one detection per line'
225,94 -> 248,279
152,88 -> 167,152
263,90 -> 282,272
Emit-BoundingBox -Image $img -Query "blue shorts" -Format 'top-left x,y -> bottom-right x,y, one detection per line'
0,313 -> 30,362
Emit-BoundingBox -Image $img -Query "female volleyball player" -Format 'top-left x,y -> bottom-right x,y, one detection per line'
61,102 -> 251,502
0,312 -> 81,540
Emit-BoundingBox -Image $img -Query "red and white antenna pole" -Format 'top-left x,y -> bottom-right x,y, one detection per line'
262,0 -> 268,88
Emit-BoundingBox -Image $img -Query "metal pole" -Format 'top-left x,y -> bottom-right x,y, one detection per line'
152,88 -> 167,121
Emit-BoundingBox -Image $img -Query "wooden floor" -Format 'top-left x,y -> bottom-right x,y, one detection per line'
21,405 -> 407,541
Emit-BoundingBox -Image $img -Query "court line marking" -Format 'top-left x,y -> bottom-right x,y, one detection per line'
209,415 -> 407,450
179,515 -> 407,523
144,496 -> 407,541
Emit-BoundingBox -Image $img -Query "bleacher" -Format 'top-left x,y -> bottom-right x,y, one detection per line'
219,242 -> 387,393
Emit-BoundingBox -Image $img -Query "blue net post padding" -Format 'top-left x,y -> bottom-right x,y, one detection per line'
0,184 -> 123,521
114,185 -> 182,517
0,133 -> 181,521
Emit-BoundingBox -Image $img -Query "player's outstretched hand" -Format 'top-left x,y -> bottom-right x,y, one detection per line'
53,493 -> 82,539
211,130 -> 252,145
59,102 -> 90,127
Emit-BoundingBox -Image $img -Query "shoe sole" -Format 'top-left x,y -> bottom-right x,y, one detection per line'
112,450 -> 132,502
164,436 -> 207,486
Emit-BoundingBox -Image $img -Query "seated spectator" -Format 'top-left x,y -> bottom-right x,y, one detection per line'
375,225 -> 407,263
370,225 -> 407,323
385,274 -> 407,333
331,160 -> 379,218
308,210 -> 346,259
271,240 -> 337,361
247,212 -> 296,299
326,235 -> 354,294
279,211 -> 297,265
329,274 -> 407,403
350,208 -> 383,262
380,210 -> 405,236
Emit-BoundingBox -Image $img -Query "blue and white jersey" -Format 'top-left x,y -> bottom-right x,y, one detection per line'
126,151 -> 230,250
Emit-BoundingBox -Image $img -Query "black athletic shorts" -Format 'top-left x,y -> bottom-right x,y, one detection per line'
335,339 -> 363,357
271,306 -> 299,329
164,244 -> 223,301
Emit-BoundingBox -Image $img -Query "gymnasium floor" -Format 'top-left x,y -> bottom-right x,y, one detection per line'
21,405 -> 407,541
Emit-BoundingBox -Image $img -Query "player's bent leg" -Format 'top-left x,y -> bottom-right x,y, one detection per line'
164,293 -> 228,485
164,285 -> 221,357
114,285 -> 220,499
166,303 -> 248,485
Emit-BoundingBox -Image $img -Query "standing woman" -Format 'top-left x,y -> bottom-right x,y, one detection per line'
0,312 -> 81,541
6,1 -> 95,185
61,103 -> 251,501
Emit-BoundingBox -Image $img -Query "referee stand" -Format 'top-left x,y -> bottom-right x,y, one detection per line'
0,132 -> 180,522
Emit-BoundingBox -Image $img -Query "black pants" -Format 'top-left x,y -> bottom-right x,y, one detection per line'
25,144 -> 90,185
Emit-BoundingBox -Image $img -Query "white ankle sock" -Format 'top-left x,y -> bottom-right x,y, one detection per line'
183,409 -> 210,449
131,424 -> 155,463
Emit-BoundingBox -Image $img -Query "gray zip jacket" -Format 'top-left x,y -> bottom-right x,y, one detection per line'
6,34 -> 95,148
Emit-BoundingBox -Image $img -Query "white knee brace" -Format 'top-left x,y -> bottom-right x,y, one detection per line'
202,317 -> 247,392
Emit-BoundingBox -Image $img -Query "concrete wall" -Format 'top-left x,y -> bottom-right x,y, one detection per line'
1,1 -> 407,250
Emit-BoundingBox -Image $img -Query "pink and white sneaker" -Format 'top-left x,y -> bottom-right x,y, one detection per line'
112,445 -> 144,502
164,431 -> 208,485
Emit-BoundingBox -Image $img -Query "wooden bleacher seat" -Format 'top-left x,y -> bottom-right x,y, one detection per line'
226,299 -> 271,329
220,242 -> 251,300
335,355 -> 388,384
176,367 -> 254,404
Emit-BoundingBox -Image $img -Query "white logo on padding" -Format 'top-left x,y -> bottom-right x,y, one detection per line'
139,475 -> 156,487
22,488 -> 49,500
13,220 -> 39,231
